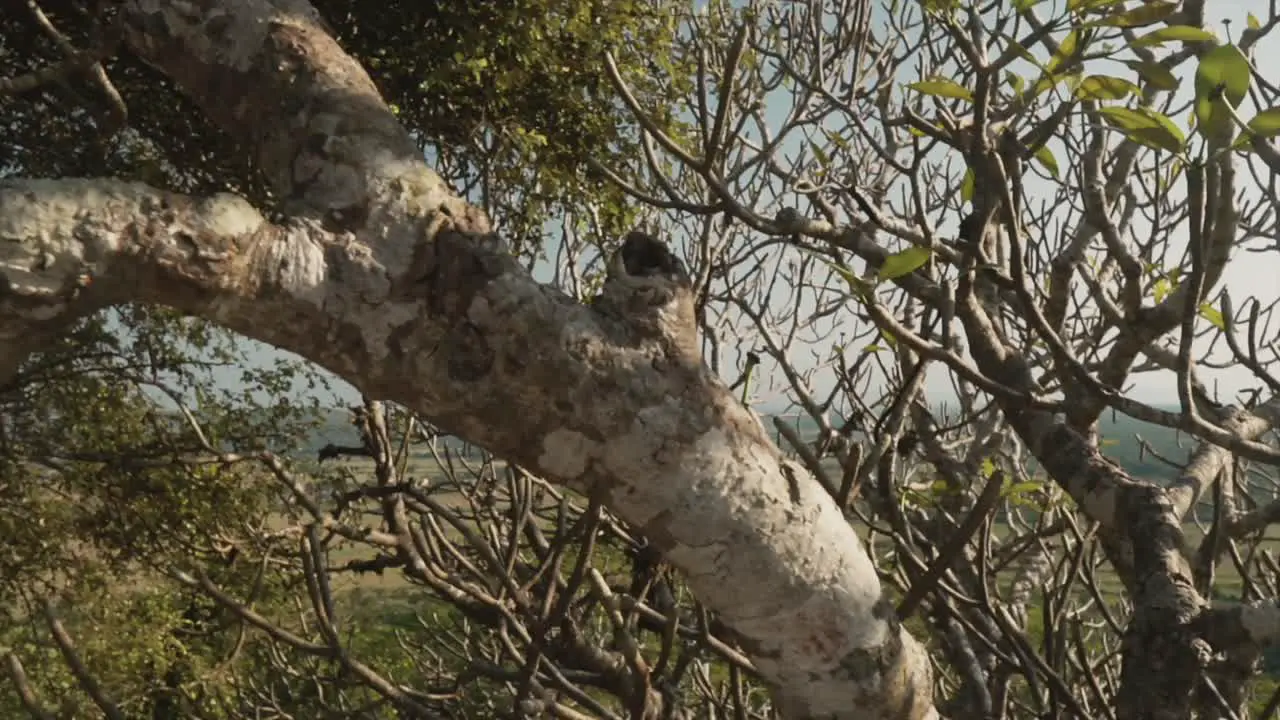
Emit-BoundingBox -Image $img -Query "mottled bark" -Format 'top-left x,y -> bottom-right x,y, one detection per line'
0,1 -> 937,717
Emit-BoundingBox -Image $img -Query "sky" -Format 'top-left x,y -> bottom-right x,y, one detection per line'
1005,0 -> 1280,405
202,0 -> 1280,414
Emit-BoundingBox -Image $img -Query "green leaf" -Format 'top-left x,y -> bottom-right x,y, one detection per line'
1247,108 -> 1280,136
1003,481 -> 1044,497
1199,303 -> 1226,330
1033,71 -> 1081,97
1248,13 -> 1261,30
1198,44 -> 1252,108
1122,60 -> 1180,91
1131,25 -> 1218,48
1034,145 -> 1060,179
1047,30 -> 1080,74
981,457 -> 996,478
1006,39 -> 1051,74
811,141 -> 831,168
878,246 -> 933,280
1097,106 -> 1185,153
908,77 -> 974,101
1233,106 -> 1280,151
919,0 -> 961,12
961,168 -> 975,203
826,261 -> 874,297
1076,74 -> 1140,100
1070,0 -> 1127,12
1194,43 -> 1252,141
1006,70 -> 1026,95
1092,1 -> 1177,27
1095,0 -> 1172,27
1153,277 -> 1170,303
823,128 -> 851,151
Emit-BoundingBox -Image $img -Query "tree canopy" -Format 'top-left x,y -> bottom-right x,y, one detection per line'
6,1 -> 1280,719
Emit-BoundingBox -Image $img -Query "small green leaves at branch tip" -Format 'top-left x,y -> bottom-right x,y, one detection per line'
1066,0 -> 1125,13
820,245 -> 933,290
1228,106 -> 1280,149
1086,1 -> 1177,28
908,77 -> 973,101
823,127 -> 851,152
1194,43 -> 1252,142
1034,146 -> 1061,179
1153,276 -> 1171,303
1122,60 -> 1179,92
1248,108 -> 1280,136
1163,159 -> 1185,188
1096,106 -> 1185,154
918,0 -> 962,14
1004,480 -> 1047,507
1234,108 -> 1280,151
1046,30 -> 1080,76
861,329 -> 899,353
1075,74 -> 1140,100
961,169 -> 975,203
811,141 -> 830,170
1032,70 -> 1076,98
879,246 -> 933,281
1131,25 -> 1219,48
981,457 -> 996,478
1006,70 -> 1026,95
826,260 -> 875,299
1199,303 -> 1226,330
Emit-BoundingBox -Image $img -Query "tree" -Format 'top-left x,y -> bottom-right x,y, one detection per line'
0,0 -> 930,717
0,306 -> 334,717
636,1 -> 1280,718
0,1 -> 714,718
8,1 -> 1280,719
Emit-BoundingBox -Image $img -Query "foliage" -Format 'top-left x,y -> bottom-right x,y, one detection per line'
312,0 -> 692,251
0,0 -> 704,717
0,0 -> 689,252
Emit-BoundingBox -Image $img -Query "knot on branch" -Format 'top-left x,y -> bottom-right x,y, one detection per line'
612,231 -> 689,284
595,231 -> 698,362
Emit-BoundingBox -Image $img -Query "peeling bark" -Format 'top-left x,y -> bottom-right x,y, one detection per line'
0,1 -> 938,717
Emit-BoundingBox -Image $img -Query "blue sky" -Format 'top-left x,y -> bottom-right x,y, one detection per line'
205,0 -> 1280,413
